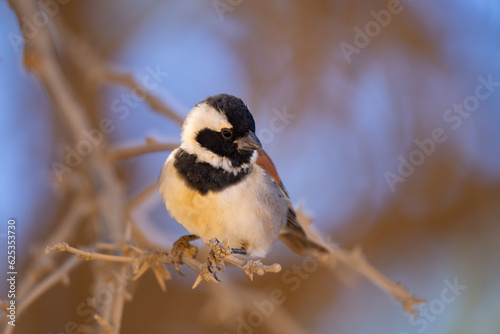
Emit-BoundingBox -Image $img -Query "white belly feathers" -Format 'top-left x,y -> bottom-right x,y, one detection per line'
159,149 -> 287,257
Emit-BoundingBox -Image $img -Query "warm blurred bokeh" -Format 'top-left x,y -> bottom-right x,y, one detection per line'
1,0 -> 499,333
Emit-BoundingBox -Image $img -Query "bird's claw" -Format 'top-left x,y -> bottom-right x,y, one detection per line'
205,238 -> 232,280
206,253 -> 222,282
171,235 -> 199,275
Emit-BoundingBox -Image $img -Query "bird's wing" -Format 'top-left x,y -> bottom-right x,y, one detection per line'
255,149 -> 328,256
255,148 -> 282,185
256,149 -> 303,231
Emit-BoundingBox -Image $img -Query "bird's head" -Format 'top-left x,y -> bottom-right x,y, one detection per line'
180,94 -> 262,173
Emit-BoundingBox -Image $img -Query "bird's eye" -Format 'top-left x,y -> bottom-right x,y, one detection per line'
221,128 -> 233,139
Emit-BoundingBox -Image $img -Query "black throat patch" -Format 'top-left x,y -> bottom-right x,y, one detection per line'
174,149 -> 251,195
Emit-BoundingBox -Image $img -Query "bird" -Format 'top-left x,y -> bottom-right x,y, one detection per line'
159,94 -> 328,272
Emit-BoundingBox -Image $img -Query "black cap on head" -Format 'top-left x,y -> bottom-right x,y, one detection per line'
193,94 -> 258,168
202,94 -> 256,135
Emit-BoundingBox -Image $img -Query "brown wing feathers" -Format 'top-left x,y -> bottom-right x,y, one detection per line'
255,149 -> 282,185
255,149 -> 329,256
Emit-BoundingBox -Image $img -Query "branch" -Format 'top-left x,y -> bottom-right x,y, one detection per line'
126,182 -> 157,213
50,15 -> 184,126
201,282 -> 308,334
226,255 -> 282,280
18,256 -> 82,316
17,196 -> 92,299
328,246 -> 426,316
110,138 -> 178,160
46,243 -> 134,263
95,70 -> 184,125
7,2 -> 129,332
110,284 -> 132,334
7,1 -> 94,143
292,204 -> 426,316
94,314 -> 114,334
45,241 -> 282,291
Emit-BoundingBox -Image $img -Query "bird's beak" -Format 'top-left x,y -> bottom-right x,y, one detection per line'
236,131 -> 262,151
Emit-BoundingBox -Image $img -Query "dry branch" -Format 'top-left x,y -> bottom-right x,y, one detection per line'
17,196 -> 92,299
18,257 -> 82,315
201,282 -> 308,334
126,182 -> 158,214
110,138 -> 178,160
7,1 -> 130,332
328,246 -> 426,316
45,241 -> 282,291
50,15 -> 184,126
293,205 -> 426,316
94,70 -> 184,125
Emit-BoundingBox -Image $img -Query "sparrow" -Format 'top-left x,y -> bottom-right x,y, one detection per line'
159,94 -> 328,271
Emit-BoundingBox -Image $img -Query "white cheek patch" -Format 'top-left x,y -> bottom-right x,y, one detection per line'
181,103 -> 240,171
181,103 -> 231,153
182,103 -> 232,141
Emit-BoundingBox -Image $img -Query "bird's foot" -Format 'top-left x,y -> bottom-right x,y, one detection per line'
171,235 -> 199,275
205,238 -> 232,281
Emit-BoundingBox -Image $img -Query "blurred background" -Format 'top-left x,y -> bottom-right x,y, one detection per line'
1,0 -> 500,333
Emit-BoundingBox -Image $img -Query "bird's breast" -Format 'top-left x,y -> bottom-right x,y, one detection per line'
159,150 -> 287,256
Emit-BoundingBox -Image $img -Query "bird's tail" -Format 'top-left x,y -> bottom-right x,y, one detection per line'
280,232 -> 330,257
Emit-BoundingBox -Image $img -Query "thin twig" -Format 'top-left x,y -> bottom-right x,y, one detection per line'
126,182 -> 158,214
225,255 -> 282,280
94,314 -> 114,334
110,139 -> 178,160
95,70 -> 184,125
7,0 -> 92,143
46,243 -> 134,263
296,206 -> 425,316
18,197 -> 92,299
18,256 -> 82,315
202,282 -> 308,334
329,247 -> 426,316
110,288 -> 127,334
51,15 -> 184,126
